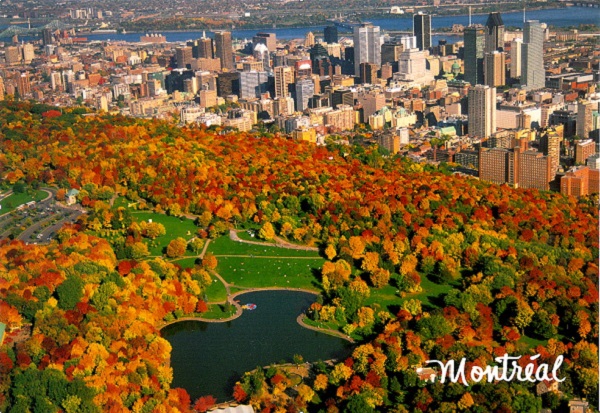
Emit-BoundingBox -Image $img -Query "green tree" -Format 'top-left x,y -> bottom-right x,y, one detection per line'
56,275 -> 84,310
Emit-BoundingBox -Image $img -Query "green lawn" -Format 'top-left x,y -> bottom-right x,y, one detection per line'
207,234 -> 321,258
0,190 -> 47,214
365,285 -> 402,310
201,304 -> 237,320
132,212 -> 198,256
408,274 -> 454,309
216,256 -> 324,290
519,334 -> 548,349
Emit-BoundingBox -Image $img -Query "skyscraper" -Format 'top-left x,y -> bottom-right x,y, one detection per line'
239,71 -> 269,98
510,38 -> 522,79
305,32 -> 315,48
214,31 -> 234,71
484,51 -> 505,87
194,35 -> 214,59
464,26 -> 485,85
484,12 -> 505,53
253,32 -> 277,51
522,20 -> 545,90
324,26 -> 338,44
295,78 -> 315,112
274,66 -> 294,98
468,85 -> 496,138
176,47 -> 193,69
353,23 -> 381,76
413,12 -> 431,51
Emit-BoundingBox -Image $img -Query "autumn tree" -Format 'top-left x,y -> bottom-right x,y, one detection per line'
166,237 -> 187,258
258,222 -> 275,241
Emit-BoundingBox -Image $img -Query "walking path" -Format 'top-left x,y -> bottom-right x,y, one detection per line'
229,229 -> 319,252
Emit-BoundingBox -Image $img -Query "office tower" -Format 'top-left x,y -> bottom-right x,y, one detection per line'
399,35 -> 417,50
253,32 -> 277,51
42,28 -> 54,45
519,150 -> 552,190
510,38 -> 522,79
380,63 -> 393,80
381,42 -> 403,65
413,12 -> 431,51
239,71 -> 269,99
539,129 -> 561,176
577,100 -> 594,139
396,49 -> 432,83
216,71 -> 240,96
353,23 -> 381,76
295,60 -> 312,78
22,43 -> 34,64
195,36 -> 214,59
485,12 -> 505,53
295,78 -> 314,112
484,51 -> 505,87
332,88 -> 354,108
324,26 -> 338,44
522,20 -> 544,90
16,72 -> 31,96
468,85 -> 496,138
305,32 -> 315,48
274,66 -> 294,98
214,31 -> 234,70
359,62 -> 378,84
253,43 -> 270,71
176,47 -> 193,69
464,27 -> 485,85
5,46 -> 20,64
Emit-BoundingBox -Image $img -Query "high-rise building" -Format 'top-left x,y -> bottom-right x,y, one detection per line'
305,32 -> 315,48
239,71 -> 269,99
353,23 -> 381,76
359,62 -> 379,84
539,128 -> 562,176
575,139 -> 596,164
16,72 -> 31,96
22,43 -> 34,64
253,43 -> 270,71
324,26 -> 338,44
194,36 -> 214,59
176,47 -> 193,69
519,150 -> 552,190
484,12 -> 505,53
522,20 -> 545,90
484,51 -> 505,87
464,27 -> 485,85
5,46 -> 20,65
274,66 -> 294,98
577,100 -> 594,139
468,85 -> 496,138
214,31 -> 234,71
510,38 -> 522,79
216,71 -> 240,96
253,32 -> 277,51
381,42 -> 403,65
295,78 -> 314,112
399,36 -> 417,50
42,28 -> 54,45
413,12 -> 431,51
395,48 -> 433,84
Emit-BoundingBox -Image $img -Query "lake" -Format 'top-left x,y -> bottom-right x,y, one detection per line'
160,290 -> 352,402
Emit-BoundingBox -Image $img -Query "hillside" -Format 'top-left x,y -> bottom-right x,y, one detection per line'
0,102 -> 597,412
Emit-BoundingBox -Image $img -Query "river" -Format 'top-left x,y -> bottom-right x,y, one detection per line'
57,7 -> 599,44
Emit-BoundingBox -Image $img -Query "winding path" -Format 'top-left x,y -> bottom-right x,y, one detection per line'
229,229 -> 319,252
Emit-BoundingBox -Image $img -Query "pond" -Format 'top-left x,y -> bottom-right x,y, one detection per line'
161,290 -> 353,402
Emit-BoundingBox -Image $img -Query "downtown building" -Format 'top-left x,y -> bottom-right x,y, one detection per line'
468,85 -> 496,138
413,13 -> 431,51
522,20 -> 545,90
353,23 -> 381,76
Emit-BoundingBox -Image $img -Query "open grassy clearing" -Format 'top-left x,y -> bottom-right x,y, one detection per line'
216,256 -> 324,290
132,211 -> 198,256
0,190 -> 47,214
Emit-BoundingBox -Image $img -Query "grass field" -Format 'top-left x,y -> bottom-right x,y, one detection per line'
200,304 -> 237,320
216,256 -> 324,290
0,190 -> 47,214
207,234 -> 321,258
132,211 -> 198,256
